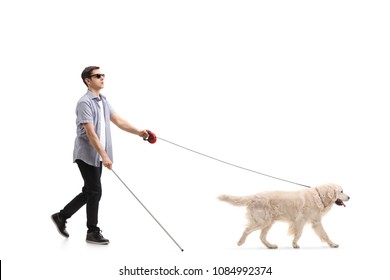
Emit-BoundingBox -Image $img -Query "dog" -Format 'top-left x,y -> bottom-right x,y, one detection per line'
218,183 -> 350,249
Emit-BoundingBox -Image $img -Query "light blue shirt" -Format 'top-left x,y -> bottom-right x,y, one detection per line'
73,91 -> 115,167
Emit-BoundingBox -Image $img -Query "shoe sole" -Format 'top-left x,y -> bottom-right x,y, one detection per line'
86,240 -> 110,245
51,215 -> 69,238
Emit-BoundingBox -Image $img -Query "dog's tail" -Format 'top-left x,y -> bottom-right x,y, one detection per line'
218,194 -> 253,206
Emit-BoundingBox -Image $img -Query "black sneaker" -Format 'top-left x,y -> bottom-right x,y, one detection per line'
51,213 -> 69,238
86,231 -> 110,245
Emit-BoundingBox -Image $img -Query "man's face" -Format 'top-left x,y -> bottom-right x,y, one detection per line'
86,69 -> 105,90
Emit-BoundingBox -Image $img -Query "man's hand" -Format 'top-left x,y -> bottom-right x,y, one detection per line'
102,155 -> 113,170
139,130 -> 149,140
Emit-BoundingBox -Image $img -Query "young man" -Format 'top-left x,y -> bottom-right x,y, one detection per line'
51,66 -> 149,245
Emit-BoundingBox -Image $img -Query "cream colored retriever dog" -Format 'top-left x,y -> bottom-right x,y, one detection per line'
218,183 -> 350,249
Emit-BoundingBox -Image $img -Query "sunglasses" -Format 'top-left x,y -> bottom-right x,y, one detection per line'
90,73 -> 105,79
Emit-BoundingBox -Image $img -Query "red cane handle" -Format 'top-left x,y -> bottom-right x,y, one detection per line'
145,130 -> 157,144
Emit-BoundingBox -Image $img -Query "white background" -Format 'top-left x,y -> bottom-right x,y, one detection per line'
1,0 -> 389,279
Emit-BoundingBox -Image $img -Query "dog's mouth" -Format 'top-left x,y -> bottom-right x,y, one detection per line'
335,199 -> 346,207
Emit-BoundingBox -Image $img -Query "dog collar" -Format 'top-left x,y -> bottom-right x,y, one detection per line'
315,188 -> 326,208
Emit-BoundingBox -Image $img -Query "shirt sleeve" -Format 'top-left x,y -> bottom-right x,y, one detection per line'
106,99 -> 116,116
76,100 -> 94,125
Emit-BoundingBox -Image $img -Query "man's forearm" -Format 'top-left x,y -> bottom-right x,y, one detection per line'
117,120 -> 141,135
85,126 -> 110,160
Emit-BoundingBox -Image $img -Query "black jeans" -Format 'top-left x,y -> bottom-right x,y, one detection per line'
60,160 -> 102,233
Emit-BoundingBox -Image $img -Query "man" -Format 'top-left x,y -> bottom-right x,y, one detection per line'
51,66 -> 149,245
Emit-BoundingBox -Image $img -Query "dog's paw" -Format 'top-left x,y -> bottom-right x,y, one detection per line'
237,240 -> 244,246
292,243 -> 300,249
266,244 -> 278,249
329,243 -> 339,248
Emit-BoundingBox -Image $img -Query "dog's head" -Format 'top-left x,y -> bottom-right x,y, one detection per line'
333,185 -> 350,207
316,184 -> 350,208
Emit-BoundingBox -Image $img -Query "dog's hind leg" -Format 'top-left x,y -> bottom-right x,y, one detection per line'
289,221 -> 305,249
311,220 -> 339,248
237,225 -> 260,246
260,224 -> 278,249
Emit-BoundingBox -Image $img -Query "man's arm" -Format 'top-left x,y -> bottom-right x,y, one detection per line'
83,122 -> 113,169
110,113 -> 149,139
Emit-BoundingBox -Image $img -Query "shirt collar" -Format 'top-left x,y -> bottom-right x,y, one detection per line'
86,90 -> 106,101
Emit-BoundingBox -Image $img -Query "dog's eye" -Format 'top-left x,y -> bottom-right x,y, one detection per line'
341,191 -> 343,193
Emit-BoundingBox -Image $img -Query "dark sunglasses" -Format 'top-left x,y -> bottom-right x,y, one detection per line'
90,73 -> 105,79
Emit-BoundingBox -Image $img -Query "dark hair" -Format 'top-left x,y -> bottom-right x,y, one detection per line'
81,66 -> 100,87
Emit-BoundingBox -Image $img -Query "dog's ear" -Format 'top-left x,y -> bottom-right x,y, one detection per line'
317,185 -> 336,207
326,185 -> 337,200
326,189 -> 333,199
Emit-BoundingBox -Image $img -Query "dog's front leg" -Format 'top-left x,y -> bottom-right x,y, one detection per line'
311,220 -> 339,248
